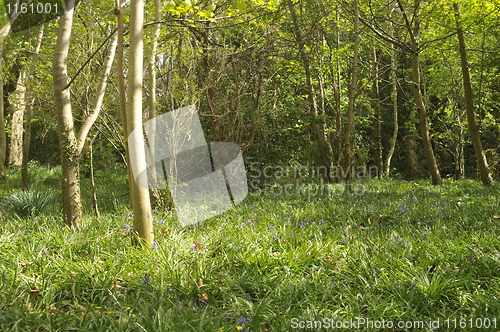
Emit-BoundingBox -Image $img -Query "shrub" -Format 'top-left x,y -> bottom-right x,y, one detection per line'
2,190 -> 54,218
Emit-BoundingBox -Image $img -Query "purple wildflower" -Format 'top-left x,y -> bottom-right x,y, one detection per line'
140,273 -> 150,289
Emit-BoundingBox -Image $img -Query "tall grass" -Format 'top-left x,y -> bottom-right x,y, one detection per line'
2,190 -> 54,218
0,165 -> 499,331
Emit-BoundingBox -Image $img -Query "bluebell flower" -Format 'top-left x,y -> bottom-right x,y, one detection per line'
140,273 -> 150,289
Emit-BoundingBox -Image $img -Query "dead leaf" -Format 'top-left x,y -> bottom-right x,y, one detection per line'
109,280 -> 124,291
197,293 -> 209,305
195,241 -> 202,250
196,279 -> 204,287
30,287 -> 40,298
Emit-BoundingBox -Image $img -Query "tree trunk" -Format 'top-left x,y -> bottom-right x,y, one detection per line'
384,36 -> 398,177
0,28 -> 9,177
89,137 -> 100,218
22,22 -> 45,190
371,47 -> 382,178
331,10 -> 342,169
404,134 -> 419,180
53,0 -> 81,228
287,0 -> 331,179
76,29 -> 118,155
400,0 -> 442,185
115,0 -> 131,190
343,0 -> 360,192
454,2 -> 492,185
126,0 -> 154,245
8,79 -> 25,166
147,0 -> 164,208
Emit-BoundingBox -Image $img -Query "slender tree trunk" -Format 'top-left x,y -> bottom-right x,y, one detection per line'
89,136 -> 100,218
384,37 -> 398,177
343,0 -> 360,192
453,121 -> 464,180
0,0 -> 27,178
147,0 -> 164,208
371,47 -> 382,178
404,133 -> 419,180
76,29 -> 118,155
332,16 -> 342,170
115,0 -> 131,191
454,2 -> 492,185
147,0 -> 161,120
127,0 -> 154,245
0,27 -> 10,177
8,78 -> 25,166
53,0 -> 81,228
399,0 -> 442,185
287,0 -> 330,179
22,22 -> 45,190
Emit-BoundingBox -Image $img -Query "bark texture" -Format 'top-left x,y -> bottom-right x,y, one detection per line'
53,0 -> 81,228
126,0 -> 154,245
454,2 -> 492,185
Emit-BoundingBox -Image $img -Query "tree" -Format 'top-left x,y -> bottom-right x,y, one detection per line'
53,0 -> 119,227
343,0 -> 360,191
287,0 -> 332,179
453,2 -> 492,185
371,46 -> 382,178
358,0 -> 443,184
125,0 -> 154,245
398,0 -> 441,185
53,0 -> 81,228
22,22 -> 45,189
383,17 -> 399,177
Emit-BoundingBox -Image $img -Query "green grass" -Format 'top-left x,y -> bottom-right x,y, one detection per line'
0,164 -> 499,331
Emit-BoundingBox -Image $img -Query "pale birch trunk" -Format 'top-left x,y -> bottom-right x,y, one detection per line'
384,23 -> 398,178
127,0 -> 154,245
8,78 -> 25,166
53,0 -> 81,228
22,22 -> 45,190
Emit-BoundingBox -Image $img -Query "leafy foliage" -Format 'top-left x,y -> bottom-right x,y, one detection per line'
2,189 -> 54,218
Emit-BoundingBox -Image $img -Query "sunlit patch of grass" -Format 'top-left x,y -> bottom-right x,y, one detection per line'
0,169 -> 499,330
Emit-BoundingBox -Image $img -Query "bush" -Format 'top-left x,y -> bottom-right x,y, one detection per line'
2,190 -> 54,218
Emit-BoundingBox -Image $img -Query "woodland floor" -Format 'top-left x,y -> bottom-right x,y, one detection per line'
0,164 -> 499,331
